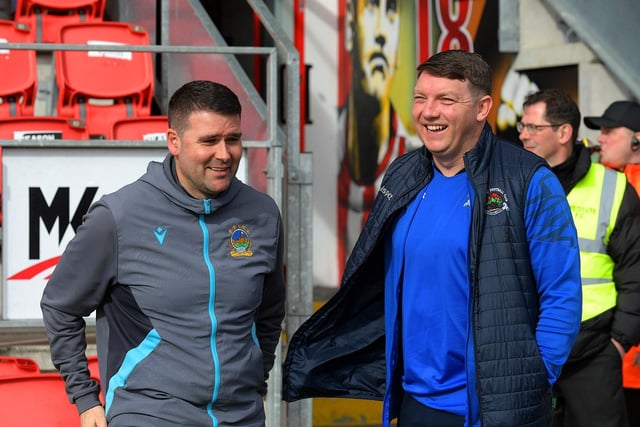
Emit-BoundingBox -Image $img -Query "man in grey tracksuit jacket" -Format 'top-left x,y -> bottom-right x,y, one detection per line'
41,151 -> 285,426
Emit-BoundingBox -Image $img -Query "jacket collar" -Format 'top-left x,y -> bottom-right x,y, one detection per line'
463,122 -> 497,180
551,143 -> 591,194
140,153 -> 242,215
623,163 -> 640,196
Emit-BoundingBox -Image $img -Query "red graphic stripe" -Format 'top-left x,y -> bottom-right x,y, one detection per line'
8,256 -> 62,280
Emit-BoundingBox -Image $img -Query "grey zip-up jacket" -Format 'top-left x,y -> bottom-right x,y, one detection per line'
41,154 -> 285,426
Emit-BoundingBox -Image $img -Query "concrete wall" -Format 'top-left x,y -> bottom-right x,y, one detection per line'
514,0 -> 634,142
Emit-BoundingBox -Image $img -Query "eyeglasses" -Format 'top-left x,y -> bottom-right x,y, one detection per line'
516,121 -> 563,134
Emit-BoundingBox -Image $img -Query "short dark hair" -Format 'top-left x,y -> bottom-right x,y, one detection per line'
168,80 -> 242,134
523,89 -> 581,143
416,49 -> 492,96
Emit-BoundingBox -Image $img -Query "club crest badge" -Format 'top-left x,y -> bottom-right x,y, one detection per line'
228,224 -> 253,257
485,188 -> 509,215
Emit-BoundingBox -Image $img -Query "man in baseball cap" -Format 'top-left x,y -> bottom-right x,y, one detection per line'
584,101 -> 640,172
586,100 -> 640,427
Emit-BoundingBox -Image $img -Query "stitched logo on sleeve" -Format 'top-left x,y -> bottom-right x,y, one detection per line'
380,186 -> 394,200
485,188 -> 509,215
153,226 -> 168,245
229,224 -> 253,257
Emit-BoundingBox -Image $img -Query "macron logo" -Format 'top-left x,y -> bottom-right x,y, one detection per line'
153,227 -> 168,245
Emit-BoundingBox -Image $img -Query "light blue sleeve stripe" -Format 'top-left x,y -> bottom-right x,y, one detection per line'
105,328 -> 161,414
251,322 -> 259,347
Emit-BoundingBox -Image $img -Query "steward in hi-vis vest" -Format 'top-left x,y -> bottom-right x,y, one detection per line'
520,89 -> 640,427
567,162 -> 625,322
551,143 -> 640,427
584,99 -> 640,426
554,143 -> 640,363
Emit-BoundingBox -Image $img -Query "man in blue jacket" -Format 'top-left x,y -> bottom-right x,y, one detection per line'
283,50 -> 582,426
41,80 -> 285,426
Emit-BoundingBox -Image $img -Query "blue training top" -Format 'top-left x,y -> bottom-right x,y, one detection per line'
399,167 -> 472,416
392,165 -> 574,425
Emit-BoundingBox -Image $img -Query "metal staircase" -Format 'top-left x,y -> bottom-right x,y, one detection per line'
543,0 -> 640,101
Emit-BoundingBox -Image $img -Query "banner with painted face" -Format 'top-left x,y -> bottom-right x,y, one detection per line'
334,0 -> 577,277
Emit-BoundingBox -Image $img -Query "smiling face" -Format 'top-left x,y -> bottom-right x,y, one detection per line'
354,0 -> 399,98
167,110 -> 242,199
411,72 -> 491,174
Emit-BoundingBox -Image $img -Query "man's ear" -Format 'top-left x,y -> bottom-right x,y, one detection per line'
558,123 -> 574,145
477,95 -> 493,122
631,132 -> 640,151
167,128 -> 179,155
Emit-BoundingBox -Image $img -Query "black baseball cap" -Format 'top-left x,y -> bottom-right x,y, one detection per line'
584,101 -> 640,131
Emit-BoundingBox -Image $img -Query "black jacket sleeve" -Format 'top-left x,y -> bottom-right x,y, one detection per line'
608,183 -> 640,350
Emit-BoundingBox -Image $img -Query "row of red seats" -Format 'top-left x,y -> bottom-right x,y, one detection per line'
14,0 -> 106,43
0,114 -> 166,228
0,115 -> 168,140
0,1 -> 166,226
0,355 -> 101,426
1,1 -> 161,139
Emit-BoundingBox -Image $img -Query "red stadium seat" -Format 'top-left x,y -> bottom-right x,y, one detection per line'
0,145 -> 2,225
55,21 -> 154,139
14,0 -> 105,43
110,116 -> 167,141
0,374 -> 83,426
0,116 -> 89,140
0,20 -> 37,117
0,356 -> 40,377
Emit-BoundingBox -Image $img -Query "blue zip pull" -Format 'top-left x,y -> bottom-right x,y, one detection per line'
203,199 -> 212,214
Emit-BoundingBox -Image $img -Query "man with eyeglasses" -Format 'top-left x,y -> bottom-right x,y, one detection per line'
519,88 -> 640,427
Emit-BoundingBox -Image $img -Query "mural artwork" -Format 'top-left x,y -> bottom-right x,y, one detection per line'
335,0 -> 575,276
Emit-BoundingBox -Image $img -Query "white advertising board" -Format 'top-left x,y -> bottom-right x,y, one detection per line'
2,147 -> 168,319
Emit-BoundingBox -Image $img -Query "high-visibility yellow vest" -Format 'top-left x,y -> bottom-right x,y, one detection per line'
567,163 -> 626,322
